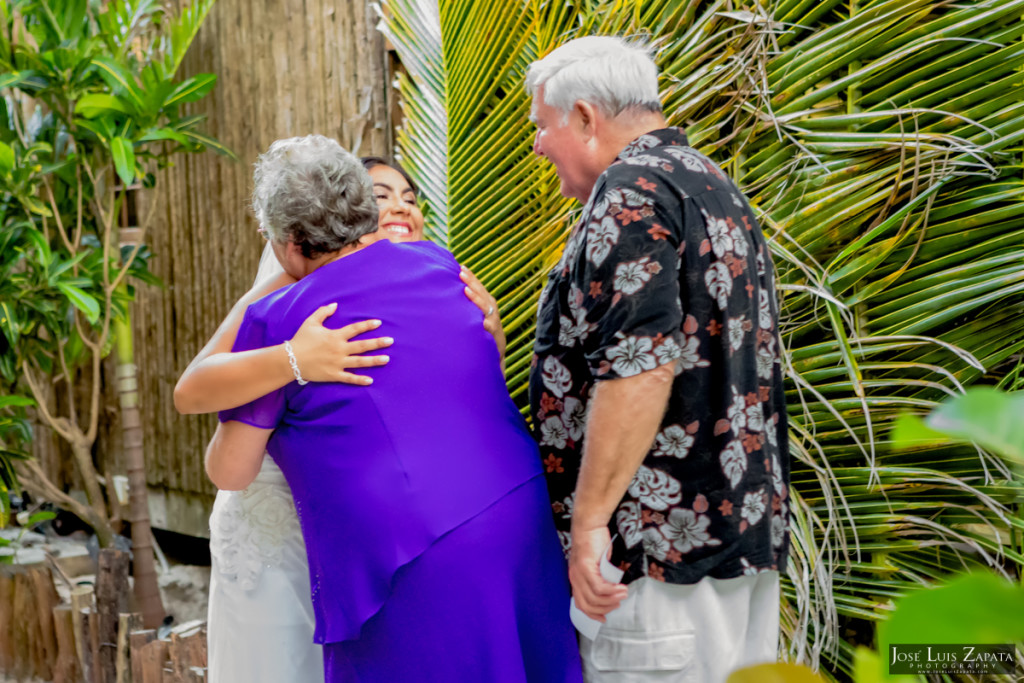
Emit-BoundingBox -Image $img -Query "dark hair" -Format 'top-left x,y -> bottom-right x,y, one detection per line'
360,156 -> 420,197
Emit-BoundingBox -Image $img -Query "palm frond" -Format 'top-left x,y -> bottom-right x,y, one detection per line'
378,0 -> 449,243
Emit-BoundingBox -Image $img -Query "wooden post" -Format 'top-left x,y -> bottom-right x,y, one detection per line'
12,567 -> 33,680
136,638 -> 167,683
167,632 -> 185,682
52,603 -> 81,683
166,621 -> 206,682
0,566 -> 15,672
129,629 -> 157,683
29,565 -> 60,680
90,605 -> 100,683
71,585 -> 95,683
116,613 -> 142,683
96,549 -> 130,683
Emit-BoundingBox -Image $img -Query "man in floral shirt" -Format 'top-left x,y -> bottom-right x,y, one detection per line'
526,36 -> 790,681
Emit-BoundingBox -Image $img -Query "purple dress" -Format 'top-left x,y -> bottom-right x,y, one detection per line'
220,240 -> 582,682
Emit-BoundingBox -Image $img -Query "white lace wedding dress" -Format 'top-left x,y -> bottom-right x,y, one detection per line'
207,456 -> 323,682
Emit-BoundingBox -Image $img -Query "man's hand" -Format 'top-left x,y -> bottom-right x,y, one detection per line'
288,303 -> 393,385
568,525 -> 629,622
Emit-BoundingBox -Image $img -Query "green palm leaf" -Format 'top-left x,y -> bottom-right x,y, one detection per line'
378,0 -> 449,242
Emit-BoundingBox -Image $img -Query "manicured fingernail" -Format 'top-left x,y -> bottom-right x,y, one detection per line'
382,337 -> 394,345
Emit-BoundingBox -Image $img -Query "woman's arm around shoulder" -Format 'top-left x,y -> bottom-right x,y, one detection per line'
459,265 -> 506,371
174,272 -> 394,414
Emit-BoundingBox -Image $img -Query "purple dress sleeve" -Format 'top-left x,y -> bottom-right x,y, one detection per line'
217,304 -> 286,430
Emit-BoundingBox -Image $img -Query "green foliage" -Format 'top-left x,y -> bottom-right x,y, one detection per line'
731,574 -> 1024,681
727,662 -> 828,683
878,573 -> 1024,659
383,0 -> 1024,678
0,395 -> 33,527
892,387 -> 1024,464
0,0 -> 229,541
734,388 -> 1024,681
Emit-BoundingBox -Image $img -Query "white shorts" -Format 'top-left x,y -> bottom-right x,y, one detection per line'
578,571 -> 780,683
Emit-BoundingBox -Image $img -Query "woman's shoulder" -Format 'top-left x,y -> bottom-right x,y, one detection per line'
397,239 -> 454,259
384,239 -> 459,273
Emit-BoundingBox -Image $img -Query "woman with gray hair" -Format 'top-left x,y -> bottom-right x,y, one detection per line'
199,135 -> 582,682
180,145 -> 505,682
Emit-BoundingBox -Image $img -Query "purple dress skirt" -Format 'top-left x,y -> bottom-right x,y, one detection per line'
220,240 -> 582,682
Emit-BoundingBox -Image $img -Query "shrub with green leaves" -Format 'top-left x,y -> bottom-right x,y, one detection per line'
0,0 -> 231,545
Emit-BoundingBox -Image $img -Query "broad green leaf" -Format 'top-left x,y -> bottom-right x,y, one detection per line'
25,510 -> 56,526
75,93 -> 130,118
164,73 -> 216,108
110,136 -> 136,185
0,449 -> 29,464
90,56 -> 145,112
0,396 -> 35,409
890,387 -> 1024,463
0,302 -> 18,346
55,283 -> 100,324
878,573 -> 1024,657
0,488 -> 8,528
137,128 -> 189,145
0,71 -> 31,90
176,128 -> 238,160
73,116 -> 115,143
23,228 -> 51,263
850,647 -> 894,683
0,141 -> 13,174
22,196 -> 53,217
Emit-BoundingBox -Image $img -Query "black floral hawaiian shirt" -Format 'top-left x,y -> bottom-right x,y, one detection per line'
529,127 -> 790,585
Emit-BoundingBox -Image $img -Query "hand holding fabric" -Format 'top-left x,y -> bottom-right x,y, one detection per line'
288,303 -> 393,385
460,266 -> 507,360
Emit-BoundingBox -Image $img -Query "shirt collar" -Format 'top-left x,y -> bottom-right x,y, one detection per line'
616,127 -> 689,162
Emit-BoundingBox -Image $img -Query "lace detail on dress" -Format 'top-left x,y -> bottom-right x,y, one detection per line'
209,456 -> 305,590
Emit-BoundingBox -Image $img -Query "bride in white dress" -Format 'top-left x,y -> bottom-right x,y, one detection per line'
205,246 -> 324,682
175,158 -> 504,682
207,457 -> 321,681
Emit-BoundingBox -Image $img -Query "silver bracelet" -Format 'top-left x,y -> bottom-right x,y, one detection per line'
283,339 -> 308,385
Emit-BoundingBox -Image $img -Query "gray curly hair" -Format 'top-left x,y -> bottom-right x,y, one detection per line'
252,135 -> 378,257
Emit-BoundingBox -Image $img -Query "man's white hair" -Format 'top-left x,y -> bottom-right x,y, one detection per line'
525,36 -> 661,118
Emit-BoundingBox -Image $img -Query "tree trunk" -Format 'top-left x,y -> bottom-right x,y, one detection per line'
114,313 -> 166,629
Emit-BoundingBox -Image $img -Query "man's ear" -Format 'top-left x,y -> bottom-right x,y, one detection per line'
575,100 -> 600,141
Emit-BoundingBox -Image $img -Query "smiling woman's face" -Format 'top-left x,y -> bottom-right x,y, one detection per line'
369,164 -> 424,242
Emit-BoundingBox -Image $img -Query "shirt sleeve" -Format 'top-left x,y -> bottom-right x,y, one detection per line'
576,167 -> 686,380
217,304 -> 286,429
